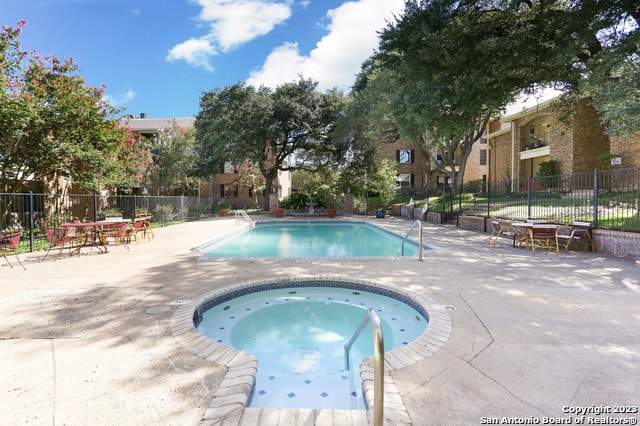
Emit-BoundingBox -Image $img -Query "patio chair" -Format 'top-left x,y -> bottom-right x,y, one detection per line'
43,226 -> 84,260
102,222 -> 130,250
530,224 -> 559,255
0,230 -> 26,270
488,219 -> 521,247
136,214 -> 154,240
128,217 -> 150,244
557,221 -> 596,253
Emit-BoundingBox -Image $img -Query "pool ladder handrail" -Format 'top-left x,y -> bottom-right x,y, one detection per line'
234,210 -> 254,229
344,308 -> 384,426
402,219 -> 424,261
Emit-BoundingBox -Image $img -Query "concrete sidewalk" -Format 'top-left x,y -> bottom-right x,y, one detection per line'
1,216 -> 639,425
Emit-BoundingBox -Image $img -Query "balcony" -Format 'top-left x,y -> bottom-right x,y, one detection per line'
522,132 -> 549,150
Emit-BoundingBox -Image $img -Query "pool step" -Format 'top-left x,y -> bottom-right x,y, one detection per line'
191,223 -> 251,252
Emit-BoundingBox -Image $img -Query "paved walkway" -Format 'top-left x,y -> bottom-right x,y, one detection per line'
1,216 -> 638,425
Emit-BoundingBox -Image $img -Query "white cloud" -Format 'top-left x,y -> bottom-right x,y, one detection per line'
199,0 -> 291,50
103,88 -> 137,107
247,0 -> 405,91
167,0 -> 292,70
166,38 -> 217,71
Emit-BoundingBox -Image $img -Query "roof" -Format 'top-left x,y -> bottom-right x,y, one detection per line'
122,117 -> 195,133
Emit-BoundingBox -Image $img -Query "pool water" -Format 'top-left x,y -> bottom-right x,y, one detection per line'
201,221 -> 424,258
196,286 -> 428,410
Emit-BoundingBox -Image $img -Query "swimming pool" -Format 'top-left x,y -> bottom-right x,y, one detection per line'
200,220 -> 425,259
195,285 -> 428,409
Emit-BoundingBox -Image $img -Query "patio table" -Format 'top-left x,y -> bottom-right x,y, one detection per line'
512,222 -> 561,254
61,220 -> 128,254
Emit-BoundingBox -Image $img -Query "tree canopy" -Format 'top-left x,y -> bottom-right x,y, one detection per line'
378,0 -> 639,141
366,0 -> 639,189
146,121 -> 197,195
0,21 -> 149,194
194,78 -> 346,209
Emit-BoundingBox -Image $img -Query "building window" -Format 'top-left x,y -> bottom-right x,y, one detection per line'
480,149 -> 487,166
397,173 -> 414,187
396,149 -> 414,163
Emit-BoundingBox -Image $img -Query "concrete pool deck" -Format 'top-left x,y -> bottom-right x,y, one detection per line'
1,216 -> 639,425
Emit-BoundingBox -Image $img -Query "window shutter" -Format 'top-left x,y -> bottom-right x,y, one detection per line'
411,174 -> 415,186
410,150 -> 415,163
396,150 -> 400,162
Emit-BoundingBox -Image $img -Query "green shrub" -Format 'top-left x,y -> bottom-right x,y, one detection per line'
217,198 -> 231,210
280,193 -> 309,210
465,179 -> 484,193
153,204 -> 176,223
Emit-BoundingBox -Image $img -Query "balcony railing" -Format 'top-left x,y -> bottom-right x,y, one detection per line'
522,132 -> 550,150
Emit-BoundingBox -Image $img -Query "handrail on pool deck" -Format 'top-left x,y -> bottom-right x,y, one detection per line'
402,219 -> 424,261
344,308 -> 384,426
234,210 -> 254,228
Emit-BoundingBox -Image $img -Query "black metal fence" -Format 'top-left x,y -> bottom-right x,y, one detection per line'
459,167 -> 639,231
2,167 -> 639,252
0,193 -> 230,252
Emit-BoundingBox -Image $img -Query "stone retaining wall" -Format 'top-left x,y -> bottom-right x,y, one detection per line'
398,207 -> 639,259
592,229 -> 640,259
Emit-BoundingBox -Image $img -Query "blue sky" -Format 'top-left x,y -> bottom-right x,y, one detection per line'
4,0 -> 405,119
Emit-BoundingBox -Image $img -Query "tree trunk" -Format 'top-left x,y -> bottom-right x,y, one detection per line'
264,178 -> 273,211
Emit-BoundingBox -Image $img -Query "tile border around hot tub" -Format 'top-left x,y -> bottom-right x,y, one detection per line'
170,276 -> 452,425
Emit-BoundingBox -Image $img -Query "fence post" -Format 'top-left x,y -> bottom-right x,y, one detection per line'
527,177 -> 532,219
28,192 -> 35,252
93,194 -> 98,222
160,195 -> 164,226
593,169 -> 599,227
486,182 -> 491,221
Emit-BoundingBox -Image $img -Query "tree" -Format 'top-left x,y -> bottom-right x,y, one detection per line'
0,20 -> 148,194
331,59 -> 398,196
148,121 -> 197,195
378,0 -> 640,155
377,0 -> 565,190
194,78 -> 344,210
372,158 -> 398,210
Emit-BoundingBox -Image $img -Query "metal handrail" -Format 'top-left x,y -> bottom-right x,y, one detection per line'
401,219 -> 423,261
344,308 -> 384,426
234,210 -> 254,229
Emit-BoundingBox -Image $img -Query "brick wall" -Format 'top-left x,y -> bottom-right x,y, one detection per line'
570,100 -> 611,172
463,139 -> 488,183
488,132 -> 513,182
611,132 -> 640,167
375,139 -> 427,190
